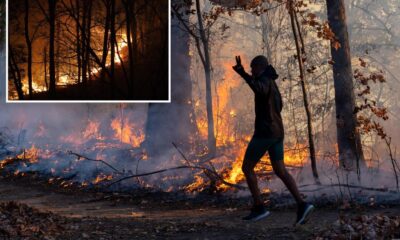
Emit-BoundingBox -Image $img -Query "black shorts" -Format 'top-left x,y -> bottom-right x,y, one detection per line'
244,136 -> 284,162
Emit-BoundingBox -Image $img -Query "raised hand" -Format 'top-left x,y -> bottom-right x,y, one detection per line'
232,55 -> 243,71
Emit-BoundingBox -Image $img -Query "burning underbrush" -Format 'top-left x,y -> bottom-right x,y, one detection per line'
0,104 -> 399,208
0,108 -> 308,196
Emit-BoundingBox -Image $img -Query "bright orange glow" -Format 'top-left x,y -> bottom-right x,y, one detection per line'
111,117 -> 145,147
82,120 -> 104,140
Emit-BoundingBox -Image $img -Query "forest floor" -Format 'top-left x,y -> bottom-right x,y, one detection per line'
0,177 -> 399,240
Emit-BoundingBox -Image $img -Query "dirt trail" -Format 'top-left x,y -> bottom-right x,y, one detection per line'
0,179 -> 398,239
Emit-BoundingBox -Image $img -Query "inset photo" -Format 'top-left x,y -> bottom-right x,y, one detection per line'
7,0 -> 169,102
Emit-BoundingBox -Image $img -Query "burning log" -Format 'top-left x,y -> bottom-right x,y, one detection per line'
107,165 -> 246,190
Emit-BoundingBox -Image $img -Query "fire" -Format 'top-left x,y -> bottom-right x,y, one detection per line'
111,117 -> 145,147
92,173 -> 113,184
114,33 -> 128,64
22,79 -> 47,95
194,56 -> 248,147
13,32 -> 129,99
17,145 -> 39,163
217,143 -> 309,191
82,120 -> 104,140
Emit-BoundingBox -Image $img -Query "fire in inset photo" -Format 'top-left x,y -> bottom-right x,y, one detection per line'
7,0 -> 168,101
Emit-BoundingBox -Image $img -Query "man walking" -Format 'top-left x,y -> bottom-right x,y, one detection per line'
233,55 -> 314,225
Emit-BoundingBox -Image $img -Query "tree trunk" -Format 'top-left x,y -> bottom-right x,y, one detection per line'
9,45 -> 24,100
85,0 -> 93,82
144,0 -> 198,157
75,0 -> 82,83
48,0 -> 57,98
44,46 -> 48,90
288,1 -> 319,183
101,0 -> 110,67
326,0 -> 365,170
110,0 -> 116,98
81,0 -> 88,85
195,0 -> 216,156
123,0 -> 135,97
56,17 -> 61,83
24,0 -> 33,99
76,0 -> 81,84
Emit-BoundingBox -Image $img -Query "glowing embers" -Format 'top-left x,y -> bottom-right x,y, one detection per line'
92,173 -> 114,184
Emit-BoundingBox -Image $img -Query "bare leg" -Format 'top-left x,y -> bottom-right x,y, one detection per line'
242,159 -> 263,206
271,160 -> 304,206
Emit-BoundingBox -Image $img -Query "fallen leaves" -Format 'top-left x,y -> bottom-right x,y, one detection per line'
0,201 -> 67,239
315,213 -> 400,240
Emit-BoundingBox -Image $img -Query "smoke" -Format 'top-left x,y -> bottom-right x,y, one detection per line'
1,0 -> 400,204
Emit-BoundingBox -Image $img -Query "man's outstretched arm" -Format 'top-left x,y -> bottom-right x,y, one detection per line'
232,56 -> 252,81
232,56 -> 271,95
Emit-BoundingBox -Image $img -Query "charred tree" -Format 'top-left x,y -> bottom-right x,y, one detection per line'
48,0 -> 57,99
56,17 -> 60,83
109,0 -> 116,97
24,0 -> 33,99
9,45 -> 24,100
326,0 -> 365,170
85,0 -> 93,82
75,0 -> 81,84
122,0 -> 136,97
145,0 -> 198,156
101,0 -> 111,71
81,0 -> 88,84
43,46 -> 48,90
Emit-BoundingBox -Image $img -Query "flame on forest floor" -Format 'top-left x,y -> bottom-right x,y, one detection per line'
17,145 -> 39,163
111,117 -> 145,148
185,140 -> 310,193
92,173 -> 114,184
82,120 -> 104,141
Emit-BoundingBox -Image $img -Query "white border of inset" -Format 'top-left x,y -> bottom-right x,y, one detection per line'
6,0 -> 171,103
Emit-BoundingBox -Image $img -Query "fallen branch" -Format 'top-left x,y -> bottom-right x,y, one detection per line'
294,183 -> 400,194
68,151 -> 123,174
172,142 -> 246,190
107,164 -> 246,190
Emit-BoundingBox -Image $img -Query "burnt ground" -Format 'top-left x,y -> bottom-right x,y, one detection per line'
0,177 -> 399,240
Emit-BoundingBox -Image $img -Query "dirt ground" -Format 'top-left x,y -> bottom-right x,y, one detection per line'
0,177 -> 399,240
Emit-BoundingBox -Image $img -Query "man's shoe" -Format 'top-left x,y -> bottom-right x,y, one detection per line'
242,205 -> 270,221
295,203 -> 314,225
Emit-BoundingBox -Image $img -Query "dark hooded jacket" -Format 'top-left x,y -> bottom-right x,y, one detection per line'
234,65 -> 284,138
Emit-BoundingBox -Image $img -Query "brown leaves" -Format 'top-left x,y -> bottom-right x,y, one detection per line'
353,62 -> 389,139
0,201 -> 67,239
316,214 -> 400,239
301,11 -> 340,50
